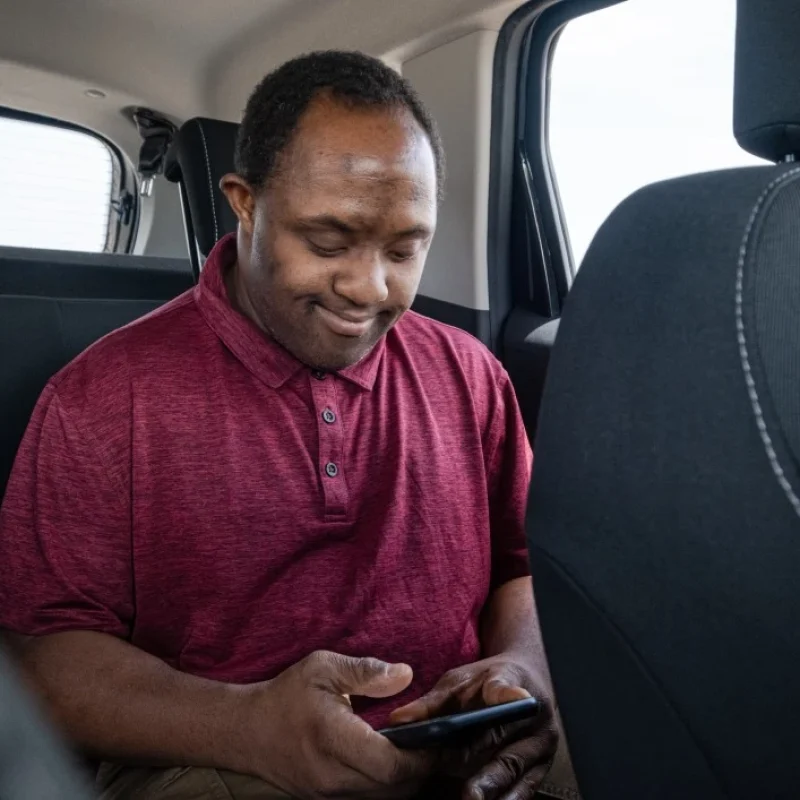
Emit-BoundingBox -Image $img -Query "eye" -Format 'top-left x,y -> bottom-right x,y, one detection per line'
388,245 -> 423,263
306,239 -> 347,258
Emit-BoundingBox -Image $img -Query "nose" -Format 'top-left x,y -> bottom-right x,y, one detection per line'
332,252 -> 389,308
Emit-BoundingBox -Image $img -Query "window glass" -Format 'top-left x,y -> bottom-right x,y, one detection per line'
549,0 -> 765,267
0,115 -> 114,252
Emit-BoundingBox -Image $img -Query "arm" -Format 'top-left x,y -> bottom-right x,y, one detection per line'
390,369 -> 558,798
4,630 -> 252,771
1,386 -> 246,768
1,386 -> 431,796
4,630 -> 432,794
481,576 -> 554,697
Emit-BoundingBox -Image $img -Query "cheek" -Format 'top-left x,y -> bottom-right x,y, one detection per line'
269,235 -> 329,296
389,261 -> 425,307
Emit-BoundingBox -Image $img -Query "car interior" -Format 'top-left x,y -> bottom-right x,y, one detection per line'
2,0 -> 799,797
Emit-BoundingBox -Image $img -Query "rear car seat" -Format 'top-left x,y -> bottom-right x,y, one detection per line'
0,247 -> 193,498
0,246 -> 191,299
164,117 -> 239,278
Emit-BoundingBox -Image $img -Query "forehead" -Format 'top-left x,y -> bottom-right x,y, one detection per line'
276,95 -> 437,213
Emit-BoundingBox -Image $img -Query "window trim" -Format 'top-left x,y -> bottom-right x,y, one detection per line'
0,106 -> 139,254
487,0 -> 624,344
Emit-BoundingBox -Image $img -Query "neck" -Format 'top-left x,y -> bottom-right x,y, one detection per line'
224,260 -> 270,337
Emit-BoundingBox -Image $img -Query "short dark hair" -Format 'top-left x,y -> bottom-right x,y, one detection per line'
235,50 -> 445,202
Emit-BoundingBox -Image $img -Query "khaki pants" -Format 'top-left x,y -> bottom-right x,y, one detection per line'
96,764 -> 462,799
95,721 -> 580,800
97,757 -> 578,800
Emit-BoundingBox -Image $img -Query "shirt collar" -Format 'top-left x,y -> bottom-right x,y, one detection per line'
194,233 -> 384,391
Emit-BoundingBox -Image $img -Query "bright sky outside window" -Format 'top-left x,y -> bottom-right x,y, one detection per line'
549,0 -> 765,267
0,116 -> 114,252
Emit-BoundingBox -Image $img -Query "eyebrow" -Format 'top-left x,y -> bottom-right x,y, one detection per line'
297,215 -> 432,239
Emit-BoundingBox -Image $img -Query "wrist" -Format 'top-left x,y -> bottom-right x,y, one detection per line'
213,680 -> 273,777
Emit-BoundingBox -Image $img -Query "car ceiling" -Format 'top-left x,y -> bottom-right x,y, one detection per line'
0,0 -> 522,158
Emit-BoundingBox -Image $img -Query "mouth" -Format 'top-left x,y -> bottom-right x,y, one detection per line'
314,304 -> 375,338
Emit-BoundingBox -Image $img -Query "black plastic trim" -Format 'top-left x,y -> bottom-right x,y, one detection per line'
487,0 -> 557,352
487,0 -> 624,351
411,295 -> 491,345
0,246 -> 192,301
524,0 -> 623,282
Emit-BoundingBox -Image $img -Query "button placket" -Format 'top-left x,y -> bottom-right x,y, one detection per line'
309,372 -> 347,516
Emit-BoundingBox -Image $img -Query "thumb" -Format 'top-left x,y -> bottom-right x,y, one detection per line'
321,654 -> 414,699
482,673 -> 531,707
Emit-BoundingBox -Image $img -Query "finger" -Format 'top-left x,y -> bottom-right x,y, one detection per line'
390,686 -> 453,724
348,730 -> 435,788
496,764 -> 551,800
312,652 -> 414,699
463,732 -> 557,800
390,671 -> 481,725
318,757 -> 428,800
325,704 -> 436,787
482,678 -> 531,707
480,664 -> 532,708
439,724 -> 506,779
440,713 -> 546,781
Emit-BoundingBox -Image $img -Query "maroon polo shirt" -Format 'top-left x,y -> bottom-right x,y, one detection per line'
0,234 -> 532,726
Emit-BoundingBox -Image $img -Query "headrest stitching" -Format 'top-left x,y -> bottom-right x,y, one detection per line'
195,120 -> 219,246
736,165 -> 800,519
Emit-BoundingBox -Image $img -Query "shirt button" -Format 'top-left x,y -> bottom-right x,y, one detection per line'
312,370 -> 326,381
322,408 -> 336,425
325,462 -> 339,478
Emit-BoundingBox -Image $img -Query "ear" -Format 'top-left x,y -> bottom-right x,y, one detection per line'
220,173 -> 257,234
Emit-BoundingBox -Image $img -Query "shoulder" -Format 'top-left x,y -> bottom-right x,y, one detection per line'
391,310 -> 507,388
47,289 -> 203,417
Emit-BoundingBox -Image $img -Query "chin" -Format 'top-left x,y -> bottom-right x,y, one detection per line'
310,340 -> 376,372
312,351 -> 367,372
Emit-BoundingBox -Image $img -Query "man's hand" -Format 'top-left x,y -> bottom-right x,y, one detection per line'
388,655 -> 558,800
239,651 -> 435,799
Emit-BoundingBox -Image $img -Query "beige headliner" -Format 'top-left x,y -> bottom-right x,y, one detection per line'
0,0 -> 522,158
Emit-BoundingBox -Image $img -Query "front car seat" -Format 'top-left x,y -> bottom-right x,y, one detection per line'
526,0 -> 800,796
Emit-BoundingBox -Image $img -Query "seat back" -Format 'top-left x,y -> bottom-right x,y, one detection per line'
0,295 -> 165,497
0,246 -> 191,299
164,117 -> 239,277
526,2 -> 800,797
0,249 -> 193,499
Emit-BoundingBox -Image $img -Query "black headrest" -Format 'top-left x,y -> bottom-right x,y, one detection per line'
164,117 -> 240,257
734,0 -> 800,161
528,163 -> 800,798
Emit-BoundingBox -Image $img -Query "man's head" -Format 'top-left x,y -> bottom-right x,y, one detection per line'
221,50 -> 444,372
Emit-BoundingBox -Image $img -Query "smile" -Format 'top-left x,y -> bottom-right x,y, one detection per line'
314,305 -> 375,337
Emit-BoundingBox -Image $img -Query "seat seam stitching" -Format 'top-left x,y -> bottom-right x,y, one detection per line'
736,166 -> 800,520
195,120 -> 219,245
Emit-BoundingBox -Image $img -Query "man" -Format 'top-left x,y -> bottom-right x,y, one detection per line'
0,51 -> 564,799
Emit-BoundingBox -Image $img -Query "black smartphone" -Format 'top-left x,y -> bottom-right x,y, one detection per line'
378,697 -> 540,749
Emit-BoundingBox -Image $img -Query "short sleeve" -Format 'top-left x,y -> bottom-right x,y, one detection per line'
484,371 -> 534,589
0,384 -> 132,638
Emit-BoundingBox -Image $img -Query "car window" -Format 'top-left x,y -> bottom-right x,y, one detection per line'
0,115 -> 116,252
549,0 -> 766,268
